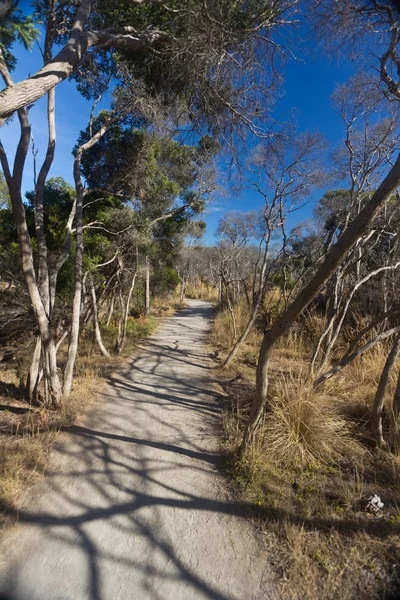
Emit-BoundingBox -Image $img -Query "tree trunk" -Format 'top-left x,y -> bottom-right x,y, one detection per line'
34,87 -> 56,317
310,269 -> 342,376
90,276 -> 110,357
0,52 -> 63,405
314,324 -> 400,387
0,109 -> 62,404
179,279 -> 186,306
119,270 -> 137,353
371,334 -> 400,446
63,118 -> 114,398
0,24 -> 170,120
226,286 -> 237,342
63,151 -> 84,398
145,254 -> 150,315
392,370 -> 400,452
106,292 -> 115,326
27,336 -> 42,403
240,154 -> 400,455
222,294 -> 261,368
242,279 -> 251,309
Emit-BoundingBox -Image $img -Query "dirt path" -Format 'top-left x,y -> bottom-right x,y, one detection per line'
0,300 -> 277,600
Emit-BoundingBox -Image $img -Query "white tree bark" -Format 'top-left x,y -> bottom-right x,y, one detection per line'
63,118 -> 115,398
145,254 -> 150,315
89,276 -> 110,357
0,17 -> 170,119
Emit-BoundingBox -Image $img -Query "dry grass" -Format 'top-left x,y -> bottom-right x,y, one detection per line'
259,376 -> 363,467
152,292 -> 185,317
0,384 -> 88,529
212,298 -> 400,599
185,282 -> 219,302
0,297 -> 179,527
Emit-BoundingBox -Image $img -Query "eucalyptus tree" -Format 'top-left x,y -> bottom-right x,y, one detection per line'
75,118 -> 212,356
312,0 -> 400,106
241,161 -> 400,455
0,0 -> 296,404
216,210 -> 259,303
0,0 -> 298,119
238,74 -> 400,452
309,76 -> 400,378
221,129 -> 325,368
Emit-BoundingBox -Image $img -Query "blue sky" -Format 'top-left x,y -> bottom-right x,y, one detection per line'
0,18 -> 356,244
204,47 -> 356,243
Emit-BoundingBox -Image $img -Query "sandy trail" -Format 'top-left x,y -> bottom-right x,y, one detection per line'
0,300 -> 277,600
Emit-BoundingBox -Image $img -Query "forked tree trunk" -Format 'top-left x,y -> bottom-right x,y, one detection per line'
240,154 -> 400,455
313,262 -> 400,377
314,324 -> 400,387
371,334 -> 400,446
0,51 -> 63,405
0,107 -> 62,404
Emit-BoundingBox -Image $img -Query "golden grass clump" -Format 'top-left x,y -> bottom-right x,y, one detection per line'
260,375 -> 363,467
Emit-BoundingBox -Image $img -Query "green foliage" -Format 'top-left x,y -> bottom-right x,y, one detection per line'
102,315 -> 157,339
75,114 -> 211,292
0,204 -> 16,246
151,265 -> 180,297
126,315 -> 157,337
271,271 -> 296,291
65,0 -> 283,143
315,190 -> 352,232
77,117 -> 213,218
0,3 -> 39,71
0,171 -> 11,209
25,177 -> 75,251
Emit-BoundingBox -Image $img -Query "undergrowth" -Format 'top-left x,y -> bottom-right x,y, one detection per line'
213,295 -> 400,600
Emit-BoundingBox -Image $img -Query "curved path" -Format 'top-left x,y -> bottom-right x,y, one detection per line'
0,300 -> 276,600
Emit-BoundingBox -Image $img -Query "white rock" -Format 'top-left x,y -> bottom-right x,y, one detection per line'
365,494 -> 384,515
